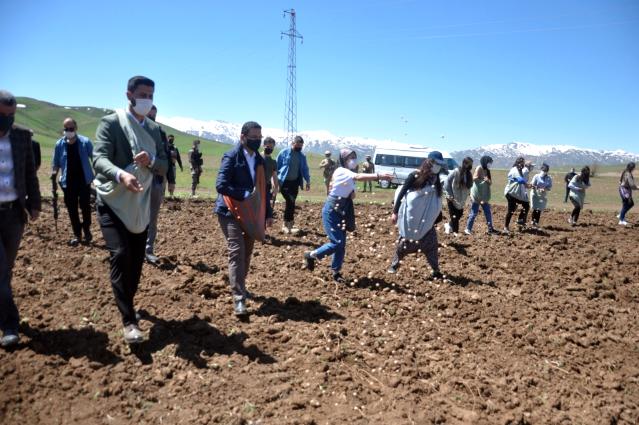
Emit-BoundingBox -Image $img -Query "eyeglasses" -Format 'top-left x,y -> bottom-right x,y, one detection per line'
64,127 -> 76,132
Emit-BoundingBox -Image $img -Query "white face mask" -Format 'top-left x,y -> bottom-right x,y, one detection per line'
541,171 -> 547,177
346,159 -> 357,170
64,130 -> 76,140
131,98 -> 153,116
431,164 -> 441,174
486,163 -> 492,169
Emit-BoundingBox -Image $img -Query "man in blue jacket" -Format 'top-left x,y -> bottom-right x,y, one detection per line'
216,121 -> 273,316
276,135 -> 310,234
52,117 -> 94,246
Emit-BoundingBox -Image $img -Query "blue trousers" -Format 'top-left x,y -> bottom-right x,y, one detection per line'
619,197 -> 634,221
466,201 -> 494,232
314,201 -> 347,272
0,206 -> 25,335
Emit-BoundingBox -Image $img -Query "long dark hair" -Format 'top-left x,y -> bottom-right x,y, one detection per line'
412,159 -> 442,196
480,155 -> 493,180
457,157 -> 473,189
620,162 -> 635,183
578,166 -> 590,185
513,157 -> 525,177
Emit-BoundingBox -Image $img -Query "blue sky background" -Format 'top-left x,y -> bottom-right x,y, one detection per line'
3,0 -> 638,151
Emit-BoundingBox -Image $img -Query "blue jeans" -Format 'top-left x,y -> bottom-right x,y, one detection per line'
619,196 -> 634,221
0,205 -> 25,335
466,201 -> 494,232
314,200 -> 347,272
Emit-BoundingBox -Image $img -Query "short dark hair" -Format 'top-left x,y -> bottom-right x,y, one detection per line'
127,76 -> 155,92
150,105 -> 157,111
293,135 -> 304,144
168,134 -> 174,139
0,90 -> 16,107
241,121 -> 262,136
264,136 -> 275,145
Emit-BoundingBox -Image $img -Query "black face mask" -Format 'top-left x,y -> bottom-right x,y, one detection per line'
264,147 -> 273,155
0,115 -> 14,133
246,138 -> 261,152
293,146 -> 303,152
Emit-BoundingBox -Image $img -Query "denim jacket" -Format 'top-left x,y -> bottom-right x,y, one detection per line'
52,135 -> 94,189
276,147 -> 311,188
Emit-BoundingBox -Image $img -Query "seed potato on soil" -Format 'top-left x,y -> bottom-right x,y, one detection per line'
1,199 -> 638,424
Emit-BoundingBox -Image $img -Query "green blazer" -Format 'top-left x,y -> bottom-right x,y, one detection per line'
93,112 -> 168,186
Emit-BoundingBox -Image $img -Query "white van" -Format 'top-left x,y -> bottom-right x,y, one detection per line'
373,145 -> 458,188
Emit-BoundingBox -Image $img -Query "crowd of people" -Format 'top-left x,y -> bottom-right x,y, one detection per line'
0,78 -> 637,349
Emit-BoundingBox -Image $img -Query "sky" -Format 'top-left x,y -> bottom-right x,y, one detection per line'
3,0 -> 638,152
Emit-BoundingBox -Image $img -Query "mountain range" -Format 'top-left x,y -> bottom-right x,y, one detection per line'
159,115 -> 639,167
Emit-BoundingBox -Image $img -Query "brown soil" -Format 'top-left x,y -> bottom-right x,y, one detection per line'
1,199 -> 638,424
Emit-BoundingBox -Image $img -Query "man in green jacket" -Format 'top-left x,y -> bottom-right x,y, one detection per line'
93,76 -> 168,344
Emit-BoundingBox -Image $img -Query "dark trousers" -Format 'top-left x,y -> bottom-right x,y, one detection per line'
362,181 -> 372,192
619,197 -> 634,221
191,168 -> 201,193
63,183 -> 92,238
218,214 -> 254,301
446,200 -> 464,233
97,203 -> 148,326
531,209 -> 543,225
0,205 -> 25,334
280,180 -> 300,222
564,186 -> 570,203
570,198 -> 582,222
391,227 -> 439,272
505,194 -> 530,228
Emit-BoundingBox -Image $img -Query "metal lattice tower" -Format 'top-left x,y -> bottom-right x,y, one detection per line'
281,9 -> 303,144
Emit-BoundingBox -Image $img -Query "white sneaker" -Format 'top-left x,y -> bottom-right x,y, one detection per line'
568,217 -> 573,225
444,223 -> 451,234
464,228 -> 472,235
123,324 -> 145,345
619,220 -> 628,226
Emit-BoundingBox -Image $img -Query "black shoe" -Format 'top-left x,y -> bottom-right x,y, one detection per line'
83,232 -> 93,244
303,252 -> 316,271
68,238 -> 80,247
487,228 -> 499,235
333,272 -> 346,284
387,264 -> 398,274
429,270 -> 443,280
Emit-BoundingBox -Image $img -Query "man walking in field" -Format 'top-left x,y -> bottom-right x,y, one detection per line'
144,105 -> 170,264
0,90 -> 41,348
318,151 -> 336,195
276,135 -> 310,234
215,121 -> 273,316
51,117 -> 95,246
360,154 -> 375,192
189,139 -> 203,197
166,134 -> 183,198
93,76 -> 168,344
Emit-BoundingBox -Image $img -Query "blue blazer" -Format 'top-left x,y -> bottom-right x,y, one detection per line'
215,143 -> 273,219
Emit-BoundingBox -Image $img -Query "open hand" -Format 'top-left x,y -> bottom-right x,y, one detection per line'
120,171 -> 144,193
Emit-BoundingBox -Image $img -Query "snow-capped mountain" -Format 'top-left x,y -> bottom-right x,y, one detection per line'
452,142 -> 639,167
158,116 -> 396,158
159,116 -> 638,166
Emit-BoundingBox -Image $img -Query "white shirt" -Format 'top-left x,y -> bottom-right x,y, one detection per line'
329,167 -> 357,198
0,131 -> 18,203
243,148 -> 256,198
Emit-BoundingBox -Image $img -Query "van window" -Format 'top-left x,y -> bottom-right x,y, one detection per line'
375,155 -> 402,167
405,156 -> 427,168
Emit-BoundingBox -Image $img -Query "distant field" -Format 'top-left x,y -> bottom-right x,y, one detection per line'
15,97 -> 630,215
